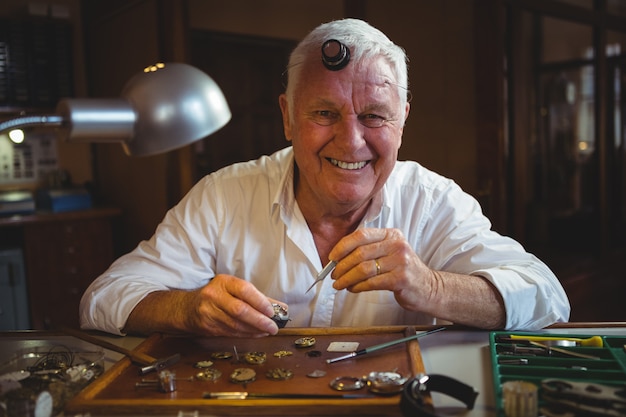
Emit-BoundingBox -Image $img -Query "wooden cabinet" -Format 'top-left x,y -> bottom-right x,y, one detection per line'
0,208 -> 120,329
0,248 -> 29,330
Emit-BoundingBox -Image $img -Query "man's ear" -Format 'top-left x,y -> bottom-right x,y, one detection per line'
397,102 -> 410,148
403,102 -> 410,125
279,94 -> 292,142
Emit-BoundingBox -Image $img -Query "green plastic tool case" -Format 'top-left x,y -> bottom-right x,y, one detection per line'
489,331 -> 626,415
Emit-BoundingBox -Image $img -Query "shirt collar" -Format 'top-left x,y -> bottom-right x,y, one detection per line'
272,148 -> 296,224
362,186 -> 387,226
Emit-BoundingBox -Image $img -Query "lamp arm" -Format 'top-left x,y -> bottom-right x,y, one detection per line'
0,64 -> 230,156
0,115 -> 64,134
55,98 -> 135,143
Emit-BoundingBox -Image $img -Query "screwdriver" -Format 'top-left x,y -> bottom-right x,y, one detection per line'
508,334 -> 603,347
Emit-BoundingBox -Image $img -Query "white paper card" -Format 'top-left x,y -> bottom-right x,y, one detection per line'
327,342 -> 360,352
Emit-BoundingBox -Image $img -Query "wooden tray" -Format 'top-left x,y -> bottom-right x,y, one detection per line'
66,326 -> 429,416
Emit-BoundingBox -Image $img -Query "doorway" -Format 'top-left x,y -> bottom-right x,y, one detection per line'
189,31 -> 295,181
493,1 -> 626,261
476,0 -> 626,320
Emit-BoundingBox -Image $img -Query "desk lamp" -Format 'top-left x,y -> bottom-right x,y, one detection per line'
0,62 -> 231,156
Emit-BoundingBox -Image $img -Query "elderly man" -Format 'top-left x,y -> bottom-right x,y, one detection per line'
80,18 -> 570,337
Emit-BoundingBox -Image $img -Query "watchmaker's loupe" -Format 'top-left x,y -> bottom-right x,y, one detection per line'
322,39 -> 350,71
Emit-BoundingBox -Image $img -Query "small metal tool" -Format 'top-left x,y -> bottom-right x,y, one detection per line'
498,336 -> 577,347
60,326 -> 180,374
529,341 -> 600,360
204,391 -> 371,399
135,371 -> 183,392
306,260 -> 337,293
327,327 -> 446,364
139,354 -> 182,374
498,358 -> 529,365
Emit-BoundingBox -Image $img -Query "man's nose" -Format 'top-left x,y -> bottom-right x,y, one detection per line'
334,116 -> 366,147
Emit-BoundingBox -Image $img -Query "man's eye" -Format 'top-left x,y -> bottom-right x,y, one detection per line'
359,114 -> 387,128
310,111 -> 338,126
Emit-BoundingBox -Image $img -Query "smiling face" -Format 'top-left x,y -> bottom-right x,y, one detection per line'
279,54 -> 409,219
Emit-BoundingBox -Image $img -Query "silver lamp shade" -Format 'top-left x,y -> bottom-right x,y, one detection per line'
0,63 -> 231,156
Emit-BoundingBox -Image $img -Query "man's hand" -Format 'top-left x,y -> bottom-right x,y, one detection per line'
187,275 -> 283,337
328,228 -> 434,309
124,275 -> 285,337
328,228 -> 505,329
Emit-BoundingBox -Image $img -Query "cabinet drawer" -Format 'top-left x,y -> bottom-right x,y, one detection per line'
20,211 -> 119,329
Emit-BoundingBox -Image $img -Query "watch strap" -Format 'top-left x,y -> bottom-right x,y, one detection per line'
400,374 -> 479,417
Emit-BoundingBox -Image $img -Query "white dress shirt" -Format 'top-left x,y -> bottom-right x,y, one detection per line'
80,147 -> 570,335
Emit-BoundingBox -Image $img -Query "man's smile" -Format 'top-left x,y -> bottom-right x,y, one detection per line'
328,158 -> 369,170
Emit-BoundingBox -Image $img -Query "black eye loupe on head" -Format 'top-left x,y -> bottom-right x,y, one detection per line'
322,39 -> 350,71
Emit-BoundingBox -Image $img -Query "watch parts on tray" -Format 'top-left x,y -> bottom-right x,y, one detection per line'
273,350 -> 293,358
243,352 -> 267,365
294,337 -> 316,348
195,368 -> 222,382
229,368 -> 256,384
366,371 -> 409,395
266,368 -> 294,381
210,351 -> 232,360
127,335 -> 419,398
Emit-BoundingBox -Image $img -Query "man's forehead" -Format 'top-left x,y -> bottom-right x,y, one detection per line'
300,50 -> 396,80
317,77 -> 401,103
294,54 -> 402,104
355,76 -> 400,94
307,63 -> 397,90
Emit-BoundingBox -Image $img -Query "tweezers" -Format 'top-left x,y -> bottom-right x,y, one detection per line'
305,260 -> 337,293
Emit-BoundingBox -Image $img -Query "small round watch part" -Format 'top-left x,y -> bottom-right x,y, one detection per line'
266,368 -> 294,381
195,368 -> 222,382
273,350 -> 293,358
271,303 -> 289,328
230,368 -> 256,384
211,351 -> 233,360
367,371 -> 409,395
244,351 -> 267,365
294,337 -> 316,348
194,360 -> 214,368
330,376 -> 365,391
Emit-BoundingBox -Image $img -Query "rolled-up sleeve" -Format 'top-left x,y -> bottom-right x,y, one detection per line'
413,171 -> 571,330
79,176 -> 219,335
474,262 -> 571,330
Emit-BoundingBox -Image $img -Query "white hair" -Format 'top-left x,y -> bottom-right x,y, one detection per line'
284,18 -> 409,111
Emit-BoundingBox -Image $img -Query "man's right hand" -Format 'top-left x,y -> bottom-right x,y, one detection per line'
124,274 -> 282,337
